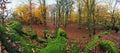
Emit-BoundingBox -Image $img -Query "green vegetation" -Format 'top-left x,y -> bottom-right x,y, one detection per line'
39,28 -> 68,53
40,36 -> 67,53
83,35 -> 118,53
0,20 -> 119,53
25,28 -> 37,39
0,21 -> 41,53
37,37 -> 46,43
102,31 -> 110,35
82,36 -> 86,38
6,21 -> 22,31
83,35 -> 100,53
99,40 -> 118,53
56,28 -> 67,38
0,21 -> 70,53
0,0 -> 120,53
0,24 -> 6,33
70,40 -> 80,53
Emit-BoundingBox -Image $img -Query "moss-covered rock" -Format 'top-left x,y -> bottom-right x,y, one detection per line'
70,40 -> 80,53
25,29 -> 37,40
99,40 -> 118,53
83,35 -> 100,53
56,28 -> 67,38
0,23 -> 41,53
37,37 -> 46,43
40,36 -> 67,53
6,21 -> 22,31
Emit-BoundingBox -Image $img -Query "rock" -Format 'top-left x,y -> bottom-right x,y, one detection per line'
7,40 -> 11,43
3,50 -> 8,53
10,43 -> 16,48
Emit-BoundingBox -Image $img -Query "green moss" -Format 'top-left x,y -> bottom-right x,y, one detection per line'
40,36 -> 67,53
37,37 -> 46,43
0,24 -> 6,34
39,28 -> 68,53
0,24 -> 41,53
8,27 -> 41,53
56,28 -> 67,38
25,29 -> 37,40
83,35 -> 100,53
82,36 -> 86,38
99,40 -> 118,53
47,36 -> 53,43
6,21 -> 22,31
6,21 -> 25,36
43,29 -> 49,36
102,31 -> 110,35
83,35 -> 118,53
70,40 -> 80,53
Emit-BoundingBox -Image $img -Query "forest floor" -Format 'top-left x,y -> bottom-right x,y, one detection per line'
23,21 -> 120,52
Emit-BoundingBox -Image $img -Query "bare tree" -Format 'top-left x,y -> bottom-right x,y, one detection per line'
0,0 -> 11,24
55,0 -> 74,28
82,0 -> 96,37
28,0 -> 33,25
77,0 -> 83,27
38,0 -> 48,36
42,0 -> 47,30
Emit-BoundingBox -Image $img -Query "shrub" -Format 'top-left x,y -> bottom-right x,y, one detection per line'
82,36 -> 86,38
1,26 -> 41,53
40,36 -> 67,53
99,40 -> 118,53
6,21 -> 22,31
0,24 -> 6,34
70,40 -> 80,53
0,33 -> 19,53
25,29 -> 37,40
112,25 -> 119,33
47,36 -> 53,43
102,31 -> 110,35
56,28 -> 67,38
37,37 -> 46,43
83,35 -> 100,53
6,21 -> 24,36
43,29 -> 49,37
19,37 -> 41,53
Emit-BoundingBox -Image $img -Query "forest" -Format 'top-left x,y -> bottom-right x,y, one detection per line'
0,0 -> 120,53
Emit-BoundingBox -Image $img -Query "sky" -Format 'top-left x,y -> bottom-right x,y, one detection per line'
7,0 -> 56,10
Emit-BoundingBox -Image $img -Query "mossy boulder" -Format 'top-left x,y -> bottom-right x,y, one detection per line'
99,40 -> 118,53
6,21 -> 22,31
40,36 -> 67,53
83,35 -> 100,53
25,29 -> 37,40
37,37 -> 46,43
70,40 -> 80,53
56,28 -> 67,38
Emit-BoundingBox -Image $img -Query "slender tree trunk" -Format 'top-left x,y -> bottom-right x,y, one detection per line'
87,15 -> 92,37
111,10 -> 116,30
1,9 -> 5,25
42,0 -> 48,37
65,11 -> 69,28
28,0 -> 33,28
78,12 -> 82,27
93,13 -> 96,35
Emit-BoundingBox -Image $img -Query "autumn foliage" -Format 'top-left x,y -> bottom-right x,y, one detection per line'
13,4 -> 48,24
